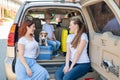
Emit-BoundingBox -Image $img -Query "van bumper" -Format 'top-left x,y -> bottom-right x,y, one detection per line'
4,57 -> 16,80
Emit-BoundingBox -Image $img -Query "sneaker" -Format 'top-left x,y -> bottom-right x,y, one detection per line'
52,51 -> 60,57
54,53 -> 60,57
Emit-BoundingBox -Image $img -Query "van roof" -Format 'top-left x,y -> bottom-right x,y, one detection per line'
24,0 -> 79,3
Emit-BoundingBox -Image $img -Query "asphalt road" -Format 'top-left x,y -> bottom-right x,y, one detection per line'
0,21 -> 13,80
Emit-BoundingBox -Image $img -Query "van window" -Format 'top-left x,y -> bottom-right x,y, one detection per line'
87,2 -> 120,36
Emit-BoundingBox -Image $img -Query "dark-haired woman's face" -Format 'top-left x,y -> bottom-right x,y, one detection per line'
69,21 -> 78,34
27,23 -> 35,35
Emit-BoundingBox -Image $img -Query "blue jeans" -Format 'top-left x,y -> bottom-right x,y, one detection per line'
55,61 -> 90,80
47,40 -> 60,52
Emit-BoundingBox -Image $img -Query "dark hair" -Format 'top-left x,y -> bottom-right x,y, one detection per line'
71,17 -> 86,48
18,20 -> 34,39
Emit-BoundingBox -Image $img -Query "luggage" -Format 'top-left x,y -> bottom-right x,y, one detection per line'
61,29 -> 68,52
37,46 -> 53,60
55,27 -> 63,41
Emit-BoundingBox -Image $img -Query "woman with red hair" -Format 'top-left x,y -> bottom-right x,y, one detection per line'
15,20 -> 49,80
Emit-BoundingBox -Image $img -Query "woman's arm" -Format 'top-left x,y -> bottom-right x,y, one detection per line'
70,39 -> 87,69
18,44 -> 32,76
65,43 -> 71,67
63,42 -> 70,74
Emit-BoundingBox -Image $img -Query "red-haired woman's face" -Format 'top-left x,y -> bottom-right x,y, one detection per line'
27,23 -> 35,35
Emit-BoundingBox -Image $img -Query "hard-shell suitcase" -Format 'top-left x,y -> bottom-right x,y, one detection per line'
37,46 -> 53,60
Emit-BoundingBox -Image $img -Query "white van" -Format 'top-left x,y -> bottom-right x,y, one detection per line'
5,0 -> 120,80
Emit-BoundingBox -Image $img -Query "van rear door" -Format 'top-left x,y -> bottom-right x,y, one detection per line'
80,0 -> 120,80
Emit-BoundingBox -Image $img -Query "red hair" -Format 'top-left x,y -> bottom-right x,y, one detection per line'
18,20 -> 34,39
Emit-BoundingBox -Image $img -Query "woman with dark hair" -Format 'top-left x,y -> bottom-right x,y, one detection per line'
15,20 -> 49,80
55,17 -> 90,80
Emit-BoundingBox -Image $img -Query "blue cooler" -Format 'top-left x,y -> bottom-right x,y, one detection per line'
37,46 -> 53,60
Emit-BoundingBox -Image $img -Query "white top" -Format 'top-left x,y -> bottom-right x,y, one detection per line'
42,24 -> 54,39
18,37 -> 38,58
67,33 -> 90,63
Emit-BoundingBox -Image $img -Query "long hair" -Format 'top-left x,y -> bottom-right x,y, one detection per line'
18,20 -> 34,39
71,17 -> 86,48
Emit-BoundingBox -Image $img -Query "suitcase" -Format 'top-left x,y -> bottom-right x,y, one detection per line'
61,29 -> 68,52
37,46 -> 53,60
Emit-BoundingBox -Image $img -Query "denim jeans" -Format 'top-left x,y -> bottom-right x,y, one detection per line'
55,61 -> 90,80
47,40 -> 60,52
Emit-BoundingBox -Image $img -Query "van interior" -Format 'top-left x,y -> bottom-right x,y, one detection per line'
19,6 -> 104,79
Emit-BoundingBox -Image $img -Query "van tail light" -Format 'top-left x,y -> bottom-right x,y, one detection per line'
7,24 -> 17,46
85,78 -> 94,80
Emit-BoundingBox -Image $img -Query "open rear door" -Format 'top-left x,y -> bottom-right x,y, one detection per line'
80,0 -> 120,80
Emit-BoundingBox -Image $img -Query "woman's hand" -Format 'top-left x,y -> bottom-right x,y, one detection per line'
63,66 -> 69,74
68,66 -> 73,71
26,67 -> 32,77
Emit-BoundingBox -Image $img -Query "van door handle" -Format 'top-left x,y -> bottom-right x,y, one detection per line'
101,39 -> 106,46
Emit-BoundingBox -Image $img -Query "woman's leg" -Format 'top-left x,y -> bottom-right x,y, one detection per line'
55,64 -> 65,80
31,63 -> 50,80
63,63 -> 90,80
16,58 -> 49,80
15,58 -> 31,80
